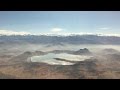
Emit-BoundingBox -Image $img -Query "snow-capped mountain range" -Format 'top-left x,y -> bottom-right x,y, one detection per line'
0,33 -> 120,45
1,30 -> 120,45
0,30 -> 120,37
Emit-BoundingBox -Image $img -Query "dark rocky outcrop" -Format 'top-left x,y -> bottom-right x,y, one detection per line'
73,48 -> 92,55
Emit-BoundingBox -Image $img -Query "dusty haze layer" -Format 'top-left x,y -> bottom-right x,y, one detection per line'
0,42 -> 120,79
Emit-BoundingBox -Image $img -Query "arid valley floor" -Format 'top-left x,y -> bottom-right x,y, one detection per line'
0,43 -> 120,79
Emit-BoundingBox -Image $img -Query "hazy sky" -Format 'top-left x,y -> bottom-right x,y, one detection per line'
0,11 -> 120,35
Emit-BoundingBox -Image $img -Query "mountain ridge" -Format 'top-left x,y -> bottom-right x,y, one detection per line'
0,34 -> 120,44
0,33 -> 120,37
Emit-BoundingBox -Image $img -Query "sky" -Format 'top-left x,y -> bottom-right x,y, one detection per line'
0,11 -> 120,35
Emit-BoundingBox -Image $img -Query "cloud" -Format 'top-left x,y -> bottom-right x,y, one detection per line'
0,30 -> 31,35
51,28 -> 63,33
99,27 -> 110,30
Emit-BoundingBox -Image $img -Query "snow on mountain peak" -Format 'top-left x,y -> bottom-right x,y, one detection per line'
0,30 -> 31,36
0,30 -> 120,37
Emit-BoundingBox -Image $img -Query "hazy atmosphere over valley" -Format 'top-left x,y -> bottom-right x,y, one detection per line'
0,11 -> 120,79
